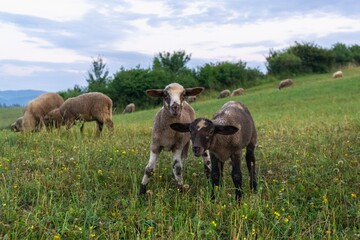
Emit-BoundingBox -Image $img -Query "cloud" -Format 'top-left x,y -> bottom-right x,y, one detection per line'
0,0 -> 94,22
112,12 -> 360,62
0,22 -> 89,63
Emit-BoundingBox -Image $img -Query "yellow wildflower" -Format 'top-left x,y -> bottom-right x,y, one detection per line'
54,235 -> 61,240
211,221 -> 217,227
274,211 -> 281,219
322,195 -> 328,204
351,193 -> 357,198
97,169 -> 103,175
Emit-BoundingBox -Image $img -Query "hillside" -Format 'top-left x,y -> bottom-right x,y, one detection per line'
0,89 -> 46,106
0,68 -> 359,238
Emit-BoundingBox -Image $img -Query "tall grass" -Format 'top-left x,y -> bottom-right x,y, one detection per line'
0,68 -> 359,239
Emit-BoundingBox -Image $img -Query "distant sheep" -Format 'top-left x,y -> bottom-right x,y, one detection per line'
11,116 -> 23,132
231,88 -> 245,96
217,89 -> 231,99
278,79 -> 293,90
332,70 -> 343,79
21,93 -> 64,132
122,103 -> 136,114
45,92 -> 113,137
171,101 -> 257,202
139,83 -> 209,195
187,96 -> 197,102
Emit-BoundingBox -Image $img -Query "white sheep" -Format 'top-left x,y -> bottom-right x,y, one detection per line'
122,103 -> 136,114
139,83 -> 209,195
21,93 -> 64,132
217,89 -> 231,99
332,70 -> 343,79
278,79 -> 293,90
171,101 -> 257,202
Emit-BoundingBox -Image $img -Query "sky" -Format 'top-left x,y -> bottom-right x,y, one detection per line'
0,0 -> 359,92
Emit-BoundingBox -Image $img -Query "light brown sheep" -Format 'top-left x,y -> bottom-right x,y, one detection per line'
187,96 -> 197,102
332,70 -> 343,79
278,79 -> 293,90
171,101 -> 257,202
217,89 -> 231,99
139,83 -> 209,195
231,88 -> 245,96
122,103 -> 136,114
11,116 -> 23,132
45,92 -> 113,137
21,93 -> 64,132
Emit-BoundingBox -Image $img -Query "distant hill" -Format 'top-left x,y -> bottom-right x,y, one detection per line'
0,90 -> 46,107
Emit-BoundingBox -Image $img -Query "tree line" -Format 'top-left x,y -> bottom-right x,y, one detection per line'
58,42 -> 359,111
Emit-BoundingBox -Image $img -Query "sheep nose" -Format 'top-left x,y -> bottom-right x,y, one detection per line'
192,146 -> 202,157
171,103 -> 179,112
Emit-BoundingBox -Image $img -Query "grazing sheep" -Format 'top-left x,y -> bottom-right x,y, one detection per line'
231,88 -> 245,96
332,70 -> 343,79
139,83 -> 209,195
278,79 -> 293,90
170,101 -> 257,202
44,92 -> 113,137
187,95 -> 197,102
122,103 -> 136,114
22,93 -> 64,132
217,89 -> 231,99
11,116 -> 23,132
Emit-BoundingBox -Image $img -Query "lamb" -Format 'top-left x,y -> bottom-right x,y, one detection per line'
122,103 -> 136,114
139,83 -> 209,195
11,116 -> 23,132
170,101 -> 257,202
44,92 -> 113,137
217,89 -> 231,98
231,88 -> 245,96
21,93 -> 64,132
332,70 -> 343,79
278,79 -> 293,90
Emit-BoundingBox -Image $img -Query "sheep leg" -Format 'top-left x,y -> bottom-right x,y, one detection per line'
105,119 -> 114,132
231,153 -> 243,202
202,150 -> 211,178
172,148 -> 184,190
210,153 -> 222,200
139,150 -> 160,195
96,121 -> 103,137
246,144 -> 257,193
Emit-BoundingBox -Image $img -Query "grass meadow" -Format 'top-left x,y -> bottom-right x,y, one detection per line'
0,68 -> 359,239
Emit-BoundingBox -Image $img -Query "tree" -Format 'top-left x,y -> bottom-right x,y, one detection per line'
86,56 -> 111,93
153,50 -> 191,77
331,43 -> 352,66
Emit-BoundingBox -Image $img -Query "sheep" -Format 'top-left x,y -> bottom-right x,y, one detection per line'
332,70 -> 343,79
21,93 -> 64,132
231,88 -> 245,96
278,79 -> 293,90
217,89 -> 231,99
122,103 -> 136,114
187,96 -> 197,102
170,101 -> 257,202
139,83 -> 209,195
11,116 -> 23,132
44,92 -> 113,137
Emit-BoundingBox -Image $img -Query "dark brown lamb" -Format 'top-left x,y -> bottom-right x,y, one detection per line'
171,101 -> 257,202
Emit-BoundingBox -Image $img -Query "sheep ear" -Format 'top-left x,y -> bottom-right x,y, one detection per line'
185,87 -> 204,96
146,89 -> 164,97
214,125 -> 238,135
170,123 -> 191,132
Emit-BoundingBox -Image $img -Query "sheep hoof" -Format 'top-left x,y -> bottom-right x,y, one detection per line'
139,184 -> 147,195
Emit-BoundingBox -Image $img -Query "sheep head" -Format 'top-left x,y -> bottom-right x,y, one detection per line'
170,118 -> 238,157
44,108 -> 63,128
146,83 -> 204,117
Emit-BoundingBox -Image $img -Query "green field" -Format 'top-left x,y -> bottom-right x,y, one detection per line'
0,69 -> 359,239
